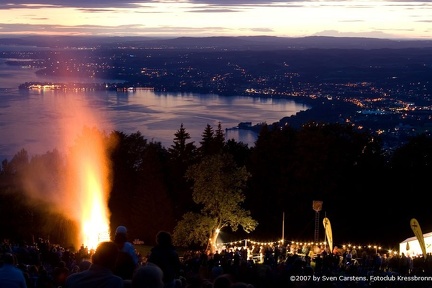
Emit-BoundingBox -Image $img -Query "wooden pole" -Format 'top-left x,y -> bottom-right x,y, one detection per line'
282,211 -> 285,243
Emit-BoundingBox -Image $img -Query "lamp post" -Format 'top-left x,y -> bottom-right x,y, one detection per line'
312,201 -> 323,243
282,211 -> 285,245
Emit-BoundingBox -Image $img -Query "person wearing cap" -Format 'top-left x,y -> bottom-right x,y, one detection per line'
114,225 -> 139,280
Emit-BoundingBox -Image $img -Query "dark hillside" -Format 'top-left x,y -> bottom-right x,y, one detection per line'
1,35 -> 432,50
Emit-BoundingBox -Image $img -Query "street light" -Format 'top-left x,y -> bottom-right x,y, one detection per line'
312,201 -> 323,243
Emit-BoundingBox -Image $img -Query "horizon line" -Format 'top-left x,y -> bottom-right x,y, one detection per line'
0,34 -> 431,41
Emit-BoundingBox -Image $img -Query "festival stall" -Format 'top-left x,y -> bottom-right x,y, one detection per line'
399,231 -> 432,257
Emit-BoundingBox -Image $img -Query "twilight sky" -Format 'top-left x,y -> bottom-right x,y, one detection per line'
0,0 -> 431,39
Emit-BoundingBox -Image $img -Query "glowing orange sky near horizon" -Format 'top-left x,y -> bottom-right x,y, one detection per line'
0,1 -> 431,39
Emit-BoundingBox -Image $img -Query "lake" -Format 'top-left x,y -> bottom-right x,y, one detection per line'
0,58 -> 311,161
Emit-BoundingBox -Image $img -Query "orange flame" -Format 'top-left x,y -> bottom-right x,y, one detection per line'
58,95 -> 115,250
80,154 -> 111,249
68,127 -> 112,250
17,91 -> 115,251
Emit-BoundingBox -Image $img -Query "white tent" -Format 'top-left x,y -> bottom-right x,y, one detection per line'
399,231 -> 432,257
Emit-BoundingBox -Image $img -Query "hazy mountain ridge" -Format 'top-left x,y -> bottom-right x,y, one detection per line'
1,35 -> 432,50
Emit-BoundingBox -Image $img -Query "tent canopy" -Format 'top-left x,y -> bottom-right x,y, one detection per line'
399,231 -> 432,257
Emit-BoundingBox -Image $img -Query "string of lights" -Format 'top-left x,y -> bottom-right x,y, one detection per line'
215,239 -> 398,255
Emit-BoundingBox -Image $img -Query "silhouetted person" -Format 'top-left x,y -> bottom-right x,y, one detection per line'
53,260 -> 69,287
114,225 -> 139,280
132,263 -> 164,288
0,252 -> 27,288
147,231 -> 181,288
213,274 -> 232,288
64,241 -> 124,288
35,265 -> 54,288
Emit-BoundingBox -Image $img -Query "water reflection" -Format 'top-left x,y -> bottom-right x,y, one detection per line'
0,87 -> 311,160
0,60 -> 311,160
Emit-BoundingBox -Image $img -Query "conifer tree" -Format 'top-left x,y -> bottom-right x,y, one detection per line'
169,123 -> 196,162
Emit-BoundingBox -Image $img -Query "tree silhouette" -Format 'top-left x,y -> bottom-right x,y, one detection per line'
198,124 -> 215,157
167,124 -> 197,220
214,122 -> 225,151
169,123 -> 197,162
108,130 -> 175,244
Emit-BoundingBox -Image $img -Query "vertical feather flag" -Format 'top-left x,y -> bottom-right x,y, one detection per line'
323,217 -> 333,253
410,218 -> 427,258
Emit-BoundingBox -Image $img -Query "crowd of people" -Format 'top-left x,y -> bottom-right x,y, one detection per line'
2,228 -> 432,288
